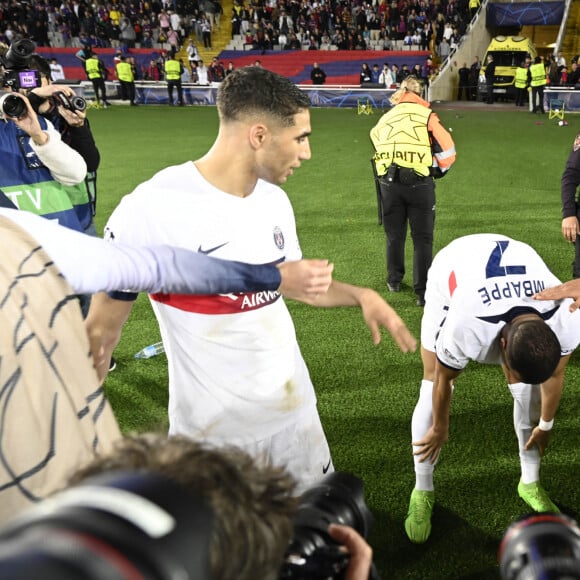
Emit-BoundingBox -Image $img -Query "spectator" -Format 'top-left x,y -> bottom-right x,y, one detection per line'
225,61 -> 235,77
360,62 -> 372,84
49,57 -> 65,81
379,62 -> 394,87
484,54 -> 496,104
457,62 -> 470,100
197,59 -> 209,85
310,61 -> 327,85
208,57 -> 225,83
371,63 -> 381,83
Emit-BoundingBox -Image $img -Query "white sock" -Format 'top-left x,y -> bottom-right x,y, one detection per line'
508,382 -> 541,484
412,379 -> 435,491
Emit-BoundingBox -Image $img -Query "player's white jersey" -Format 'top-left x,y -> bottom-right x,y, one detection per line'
421,233 -> 580,370
105,161 -> 316,442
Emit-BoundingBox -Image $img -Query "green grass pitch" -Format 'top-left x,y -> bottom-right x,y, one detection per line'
88,104 -> 580,579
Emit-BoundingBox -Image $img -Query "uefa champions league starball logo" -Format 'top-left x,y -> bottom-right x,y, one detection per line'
273,226 -> 284,250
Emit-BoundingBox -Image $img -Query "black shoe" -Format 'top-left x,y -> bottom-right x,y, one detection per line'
416,296 -> 426,307
109,357 -> 117,372
387,283 -> 400,292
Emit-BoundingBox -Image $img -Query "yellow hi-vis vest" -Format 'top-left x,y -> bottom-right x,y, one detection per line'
85,57 -> 101,80
165,60 -> 181,80
116,61 -> 133,82
530,63 -> 546,87
370,102 -> 432,177
514,67 -> 528,89
469,0 -> 480,9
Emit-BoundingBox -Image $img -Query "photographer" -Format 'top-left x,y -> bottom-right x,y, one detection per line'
0,41 -> 87,232
65,433 -> 374,580
27,54 -> 100,236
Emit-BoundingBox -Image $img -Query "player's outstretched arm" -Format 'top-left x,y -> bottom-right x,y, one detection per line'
277,259 -> 334,300
299,281 -> 417,352
534,280 -> 580,312
328,524 -> 373,580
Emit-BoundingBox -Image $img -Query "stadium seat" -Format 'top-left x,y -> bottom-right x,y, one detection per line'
548,99 -> 565,121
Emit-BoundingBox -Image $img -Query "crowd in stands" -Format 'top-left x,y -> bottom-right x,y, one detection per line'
0,0 -> 471,64
232,0 -> 471,56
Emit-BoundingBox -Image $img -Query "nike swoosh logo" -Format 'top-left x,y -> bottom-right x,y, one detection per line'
198,242 -> 229,255
322,458 -> 332,474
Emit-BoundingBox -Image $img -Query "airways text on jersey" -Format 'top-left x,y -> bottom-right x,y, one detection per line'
150,290 -> 281,314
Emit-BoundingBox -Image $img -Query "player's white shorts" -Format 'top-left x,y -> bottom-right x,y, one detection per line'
420,245 -> 455,352
241,404 -> 333,493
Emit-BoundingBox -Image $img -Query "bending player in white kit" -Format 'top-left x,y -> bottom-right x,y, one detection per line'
405,233 -> 580,543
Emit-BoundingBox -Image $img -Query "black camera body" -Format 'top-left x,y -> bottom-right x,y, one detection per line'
1,39 -> 41,91
280,472 -> 378,580
50,91 -> 87,113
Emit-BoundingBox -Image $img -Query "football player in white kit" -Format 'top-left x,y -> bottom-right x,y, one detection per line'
405,233 -> 580,544
86,67 -> 417,494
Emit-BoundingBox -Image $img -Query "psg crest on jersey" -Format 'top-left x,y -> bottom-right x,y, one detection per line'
273,226 -> 284,250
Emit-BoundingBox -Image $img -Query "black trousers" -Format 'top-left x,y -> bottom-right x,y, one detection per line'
91,78 -> 107,103
167,80 -> 183,105
532,85 -> 545,113
379,177 -> 435,297
119,80 -> 135,103
515,87 -> 527,106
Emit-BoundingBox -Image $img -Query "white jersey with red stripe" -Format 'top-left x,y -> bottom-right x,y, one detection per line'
421,233 -> 580,370
105,161 -> 316,442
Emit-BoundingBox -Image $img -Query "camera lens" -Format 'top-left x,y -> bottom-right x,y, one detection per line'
281,472 -> 374,578
71,96 -> 86,112
0,93 -> 26,118
499,513 -> 580,580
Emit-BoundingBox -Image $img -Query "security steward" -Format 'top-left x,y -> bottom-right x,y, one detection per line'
115,55 -> 137,106
164,53 -> 184,106
370,76 -> 456,306
514,61 -> 528,107
529,56 -> 547,114
85,51 -> 109,107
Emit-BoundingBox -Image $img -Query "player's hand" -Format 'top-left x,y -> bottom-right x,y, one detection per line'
524,426 -> 551,456
534,280 -> 580,312
413,426 -> 448,464
359,289 -> 417,352
562,216 -> 579,243
277,259 -> 334,300
328,524 -> 373,580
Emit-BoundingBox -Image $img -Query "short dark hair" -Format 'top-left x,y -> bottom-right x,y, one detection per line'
70,433 -> 298,580
217,66 -> 310,127
28,54 -> 51,81
505,319 -> 561,384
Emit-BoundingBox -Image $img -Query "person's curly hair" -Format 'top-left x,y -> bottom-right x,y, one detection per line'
70,433 -> 299,580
